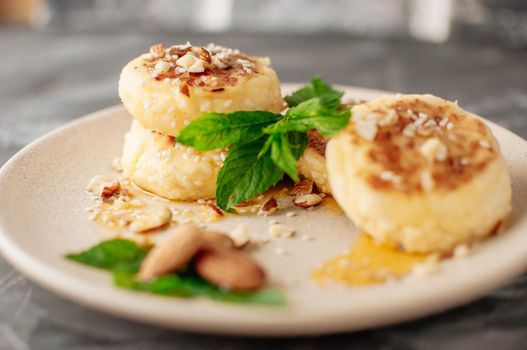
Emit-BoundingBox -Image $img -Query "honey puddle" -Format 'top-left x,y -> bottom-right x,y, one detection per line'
312,233 -> 427,286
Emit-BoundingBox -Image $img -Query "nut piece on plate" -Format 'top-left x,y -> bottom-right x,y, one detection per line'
194,248 -> 265,291
293,193 -> 323,208
227,224 -> 250,248
290,178 -> 314,195
128,204 -> 172,232
326,94 -> 512,253
258,197 -> 279,216
138,224 -> 203,281
86,175 -> 119,197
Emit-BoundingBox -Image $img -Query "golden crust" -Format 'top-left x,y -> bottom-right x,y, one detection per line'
347,94 -> 498,192
119,43 -> 284,137
143,44 -> 264,93
327,94 -> 512,253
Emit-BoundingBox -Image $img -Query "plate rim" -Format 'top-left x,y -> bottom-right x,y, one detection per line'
1,84 -> 527,336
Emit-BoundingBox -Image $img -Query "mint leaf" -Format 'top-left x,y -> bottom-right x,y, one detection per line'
177,111 -> 281,151
66,239 -> 148,273
284,76 -> 344,107
269,132 -> 306,182
216,139 -> 284,210
264,98 -> 351,138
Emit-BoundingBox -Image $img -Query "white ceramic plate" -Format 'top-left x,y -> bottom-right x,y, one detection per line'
0,85 -> 527,336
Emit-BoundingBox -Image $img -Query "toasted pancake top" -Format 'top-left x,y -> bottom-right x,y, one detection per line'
346,94 -> 498,192
136,42 -> 270,96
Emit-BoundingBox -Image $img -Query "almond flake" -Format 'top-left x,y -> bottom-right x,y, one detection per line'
258,197 -> 279,216
149,43 -> 166,57
176,53 -> 204,73
354,119 -> 378,141
420,138 -> 448,162
293,193 -> 323,208
129,205 -> 172,232
290,178 -> 314,195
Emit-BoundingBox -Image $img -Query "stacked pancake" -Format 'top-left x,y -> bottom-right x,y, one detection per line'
118,43 -> 284,200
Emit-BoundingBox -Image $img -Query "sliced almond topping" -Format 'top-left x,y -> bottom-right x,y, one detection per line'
199,47 -> 212,64
258,197 -> 279,216
152,60 -> 171,76
293,193 -> 323,208
176,53 -> 205,73
212,54 -> 229,69
290,178 -> 314,195
138,224 -> 202,281
420,138 -> 448,162
354,119 -> 378,141
149,43 -> 166,57
377,109 -> 398,127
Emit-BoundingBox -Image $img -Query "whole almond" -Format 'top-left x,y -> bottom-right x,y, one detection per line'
138,224 -> 202,282
194,248 -> 265,291
201,231 -> 236,250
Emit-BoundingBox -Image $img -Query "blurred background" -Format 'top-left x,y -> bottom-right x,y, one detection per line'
3,0 -> 527,47
1,0 -> 527,166
1,1 -> 527,348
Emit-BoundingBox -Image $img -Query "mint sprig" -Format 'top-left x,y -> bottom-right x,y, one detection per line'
177,111 -> 280,151
216,139 -> 284,210
268,132 -> 307,182
264,97 -> 350,138
284,76 -> 344,107
177,77 -> 349,211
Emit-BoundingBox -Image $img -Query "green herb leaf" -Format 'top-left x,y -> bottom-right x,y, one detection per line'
66,239 -> 148,273
216,138 -> 284,210
284,76 -> 344,107
177,111 -> 281,151
269,132 -> 307,182
264,98 -> 351,138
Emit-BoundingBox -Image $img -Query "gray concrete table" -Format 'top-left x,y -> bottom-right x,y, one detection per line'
1,28 -> 527,349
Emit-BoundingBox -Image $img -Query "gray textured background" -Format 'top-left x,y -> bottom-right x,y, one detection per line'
1,19 -> 527,350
